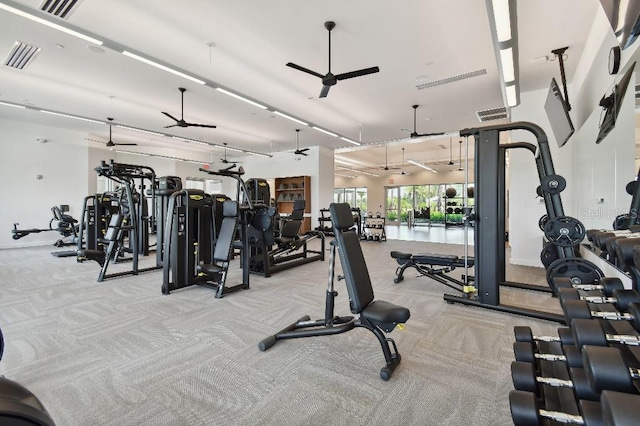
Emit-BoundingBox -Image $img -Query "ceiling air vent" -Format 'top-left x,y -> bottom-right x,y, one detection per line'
416,69 -> 487,90
4,42 -> 41,70
40,0 -> 80,19
476,106 -> 508,122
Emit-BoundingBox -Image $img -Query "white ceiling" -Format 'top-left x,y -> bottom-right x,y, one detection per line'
0,0 -> 599,174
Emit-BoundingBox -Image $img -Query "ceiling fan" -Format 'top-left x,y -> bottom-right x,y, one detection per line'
401,147 -> 409,175
293,129 -> 309,156
457,140 -> 464,171
286,21 -> 380,98
89,118 -> 137,147
448,138 -> 455,165
402,105 -> 445,139
220,143 -> 241,164
381,145 -> 401,171
162,87 -> 216,129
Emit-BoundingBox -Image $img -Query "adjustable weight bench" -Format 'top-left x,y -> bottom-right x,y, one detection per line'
259,203 -> 410,380
390,251 -> 475,292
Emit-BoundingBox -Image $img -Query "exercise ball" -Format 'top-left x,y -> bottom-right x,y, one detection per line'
445,187 -> 457,198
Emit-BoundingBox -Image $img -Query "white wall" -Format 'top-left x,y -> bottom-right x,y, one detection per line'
0,119 -> 90,248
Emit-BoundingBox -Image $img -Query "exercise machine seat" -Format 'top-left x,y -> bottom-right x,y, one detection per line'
198,200 -> 238,274
275,199 -> 305,246
362,300 -> 411,325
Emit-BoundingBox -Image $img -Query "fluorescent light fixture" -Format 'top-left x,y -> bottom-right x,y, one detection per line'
312,126 -> 338,137
273,111 -> 308,126
116,125 -> 164,137
219,144 -> 244,153
215,88 -> 267,109
505,84 -> 517,107
172,136 -> 209,146
338,166 -> 380,177
40,110 -> 105,124
0,2 -> 103,45
0,101 -> 26,109
499,47 -> 515,82
407,159 -> 438,173
335,173 -> 356,178
491,0 -> 512,42
340,136 -> 361,146
122,51 -> 206,85
251,152 -> 272,158
114,150 -> 204,165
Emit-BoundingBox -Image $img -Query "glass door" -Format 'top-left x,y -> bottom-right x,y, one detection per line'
385,187 -> 399,224
399,186 -> 414,224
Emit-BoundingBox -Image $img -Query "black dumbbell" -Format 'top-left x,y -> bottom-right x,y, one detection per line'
563,300 -> 640,330
582,345 -> 639,395
554,276 -> 624,297
572,318 -> 640,348
513,341 -> 583,368
510,389 -> 639,426
559,288 -> 640,310
511,361 -> 599,400
514,326 -> 575,346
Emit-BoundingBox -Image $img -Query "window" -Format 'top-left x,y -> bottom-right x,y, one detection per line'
334,187 -> 367,212
185,177 -> 223,194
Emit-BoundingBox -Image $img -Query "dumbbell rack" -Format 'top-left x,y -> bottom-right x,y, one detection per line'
362,215 -> 386,242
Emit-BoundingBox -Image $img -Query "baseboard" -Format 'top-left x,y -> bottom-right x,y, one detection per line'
509,258 -> 543,268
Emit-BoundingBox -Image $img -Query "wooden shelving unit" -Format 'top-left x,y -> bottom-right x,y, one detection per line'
275,176 -> 311,233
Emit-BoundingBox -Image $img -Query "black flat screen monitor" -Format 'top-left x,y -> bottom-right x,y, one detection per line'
544,78 -> 574,148
596,61 -> 635,144
599,0 -> 640,50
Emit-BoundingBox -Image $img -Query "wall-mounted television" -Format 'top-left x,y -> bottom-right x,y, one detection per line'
599,0 -> 640,50
544,77 -> 574,148
596,61 -> 635,144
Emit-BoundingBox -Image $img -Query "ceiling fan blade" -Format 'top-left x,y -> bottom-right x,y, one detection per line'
412,131 -> 445,138
335,66 -> 380,81
185,122 -> 217,129
319,85 -> 331,98
115,143 -> 138,146
164,124 -> 179,128
162,111 -> 179,122
286,62 -> 324,79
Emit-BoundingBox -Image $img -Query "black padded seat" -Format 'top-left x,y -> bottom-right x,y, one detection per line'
390,251 -> 411,259
362,300 -> 410,325
413,253 -> 459,263
198,264 -> 224,275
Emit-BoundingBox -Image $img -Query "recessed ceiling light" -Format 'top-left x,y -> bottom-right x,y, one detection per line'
55,44 -> 64,49
87,45 -> 105,54
424,117 -> 432,121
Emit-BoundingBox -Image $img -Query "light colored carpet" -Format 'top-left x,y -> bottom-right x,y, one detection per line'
0,239 -> 562,425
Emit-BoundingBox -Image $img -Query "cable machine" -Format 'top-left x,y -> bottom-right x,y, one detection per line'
78,160 -> 161,282
443,121 -> 600,323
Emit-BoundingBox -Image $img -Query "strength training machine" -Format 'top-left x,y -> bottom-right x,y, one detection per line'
77,160 -> 161,282
161,165 -> 252,297
248,197 -> 325,277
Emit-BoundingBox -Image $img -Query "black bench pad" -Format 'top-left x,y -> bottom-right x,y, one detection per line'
198,264 -> 224,275
362,300 -> 410,325
391,251 -> 474,267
